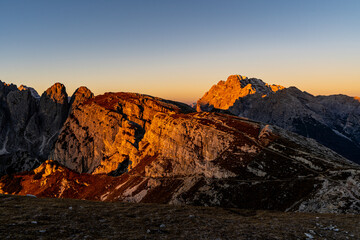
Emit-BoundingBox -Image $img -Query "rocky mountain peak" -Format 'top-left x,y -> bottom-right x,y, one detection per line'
0,80 -> 17,89
196,75 -> 360,163
196,74 -> 285,112
69,86 -> 94,113
18,85 -> 40,99
226,74 -> 247,85
0,80 -> 18,101
37,83 -> 70,159
42,83 -> 68,104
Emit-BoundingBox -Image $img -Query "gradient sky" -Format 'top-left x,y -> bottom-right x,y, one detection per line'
1,0 -> 359,103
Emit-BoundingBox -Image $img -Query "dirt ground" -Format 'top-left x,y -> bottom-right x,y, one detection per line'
0,194 -> 359,240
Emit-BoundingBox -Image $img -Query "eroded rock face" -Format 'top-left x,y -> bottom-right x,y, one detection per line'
69,86 -> 94,114
51,92 -> 194,174
197,75 -> 284,112
0,81 -> 71,176
2,112 -> 359,214
39,83 -> 69,136
132,113 -> 237,178
197,75 -> 360,163
1,79 -> 359,214
18,85 -> 40,99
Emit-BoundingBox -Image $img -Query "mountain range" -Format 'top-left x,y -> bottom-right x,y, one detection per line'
0,76 -> 359,214
197,75 -> 360,163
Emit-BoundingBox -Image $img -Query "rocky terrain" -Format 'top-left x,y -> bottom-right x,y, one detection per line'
196,75 -> 360,163
1,112 -> 359,214
1,79 -> 360,215
1,194 -> 360,240
51,92 -> 194,174
0,81 -> 94,176
0,81 -> 66,176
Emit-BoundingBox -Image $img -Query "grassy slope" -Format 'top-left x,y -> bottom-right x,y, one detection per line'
0,194 -> 359,240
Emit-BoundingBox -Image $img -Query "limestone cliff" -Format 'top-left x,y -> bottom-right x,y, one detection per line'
51,92 -> 194,174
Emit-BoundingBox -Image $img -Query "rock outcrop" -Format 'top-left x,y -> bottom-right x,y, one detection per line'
37,83 -> 70,158
18,85 -> 40,99
196,75 -> 360,163
2,112 -> 359,214
0,81 -> 41,176
69,86 -> 94,114
197,75 -> 284,112
0,81 -> 86,176
50,92 -> 194,174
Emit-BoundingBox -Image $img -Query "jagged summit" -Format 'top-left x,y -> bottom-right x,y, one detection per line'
69,86 -> 94,114
42,82 -> 68,103
0,81 -> 96,176
196,74 -> 360,163
0,80 -> 17,89
196,74 -> 284,112
18,85 -> 40,99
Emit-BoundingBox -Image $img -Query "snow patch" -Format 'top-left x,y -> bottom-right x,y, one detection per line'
247,166 -> 267,177
39,136 -> 46,154
332,129 -> 352,141
18,85 -> 40,99
304,233 -> 314,239
290,156 -> 322,171
0,131 -> 9,155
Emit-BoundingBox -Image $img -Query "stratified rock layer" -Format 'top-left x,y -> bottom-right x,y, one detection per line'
2,112 -> 359,214
51,92 -> 194,174
197,75 -> 360,163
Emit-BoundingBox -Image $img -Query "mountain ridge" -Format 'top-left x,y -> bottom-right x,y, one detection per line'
1,112 -> 360,213
1,78 -> 360,214
196,75 -> 360,163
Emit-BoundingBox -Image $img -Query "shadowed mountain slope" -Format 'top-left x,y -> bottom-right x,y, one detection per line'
197,75 -> 360,163
0,81 -> 94,176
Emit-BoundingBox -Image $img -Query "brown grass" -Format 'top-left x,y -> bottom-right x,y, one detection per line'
1,194 -> 359,240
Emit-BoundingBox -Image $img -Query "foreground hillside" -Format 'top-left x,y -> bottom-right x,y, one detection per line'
0,194 -> 359,240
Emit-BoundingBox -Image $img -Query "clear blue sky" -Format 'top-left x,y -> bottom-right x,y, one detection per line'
1,0 -> 359,103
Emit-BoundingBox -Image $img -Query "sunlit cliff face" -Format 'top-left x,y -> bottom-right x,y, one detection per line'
266,83 -> 285,93
196,74 -> 285,111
